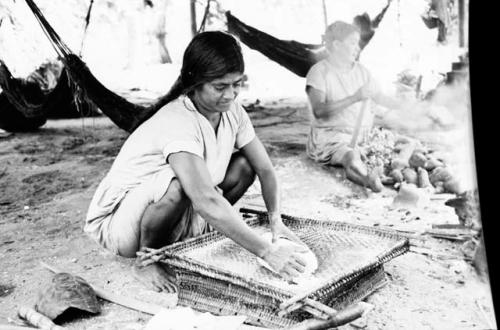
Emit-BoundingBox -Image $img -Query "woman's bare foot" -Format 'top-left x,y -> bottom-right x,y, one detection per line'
367,170 -> 384,193
133,261 -> 178,293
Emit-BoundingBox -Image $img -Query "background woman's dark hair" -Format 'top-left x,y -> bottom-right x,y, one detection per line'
161,31 -> 244,105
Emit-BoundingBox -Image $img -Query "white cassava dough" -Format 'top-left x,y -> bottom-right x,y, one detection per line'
258,232 -> 319,282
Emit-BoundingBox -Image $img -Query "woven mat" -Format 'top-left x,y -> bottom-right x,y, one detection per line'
180,224 -> 399,296
142,208 -> 409,327
147,208 -> 408,296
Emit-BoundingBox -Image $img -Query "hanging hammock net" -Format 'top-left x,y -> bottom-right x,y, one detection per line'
225,1 -> 391,77
20,0 -> 178,133
10,0 -> 391,133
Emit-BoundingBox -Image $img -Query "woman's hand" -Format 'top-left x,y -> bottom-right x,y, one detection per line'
261,239 -> 308,280
354,81 -> 378,102
268,212 -> 306,247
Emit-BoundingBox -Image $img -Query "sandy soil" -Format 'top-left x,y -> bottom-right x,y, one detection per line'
0,100 -> 497,329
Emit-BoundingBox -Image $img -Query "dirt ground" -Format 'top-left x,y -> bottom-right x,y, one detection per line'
0,100 -> 497,329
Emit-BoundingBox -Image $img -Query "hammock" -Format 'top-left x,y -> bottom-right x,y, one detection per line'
23,0 -> 391,132
0,60 -> 99,131
0,61 -> 47,131
0,60 -> 47,119
226,12 -> 325,78
0,92 -> 46,132
23,0 -> 175,133
226,1 -> 392,77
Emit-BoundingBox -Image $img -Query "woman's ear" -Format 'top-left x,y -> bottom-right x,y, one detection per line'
331,39 -> 340,50
324,39 -> 335,53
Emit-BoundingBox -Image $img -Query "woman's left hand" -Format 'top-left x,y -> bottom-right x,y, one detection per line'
268,212 -> 306,247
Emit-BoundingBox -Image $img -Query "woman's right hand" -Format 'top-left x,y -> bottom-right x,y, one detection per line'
262,242 -> 308,280
355,81 -> 377,101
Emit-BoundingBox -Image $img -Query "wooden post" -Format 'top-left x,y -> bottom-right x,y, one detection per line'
458,0 -> 465,47
155,0 -> 172,63
322,0 -> 328,29
190,0 -> 197,37
79,0 -> 94,56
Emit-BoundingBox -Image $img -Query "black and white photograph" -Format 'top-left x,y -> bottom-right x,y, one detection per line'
1,0 -> 495,329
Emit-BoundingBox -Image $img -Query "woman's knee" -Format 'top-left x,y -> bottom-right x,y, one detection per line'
232,154 -> 256,183
151,179 -> 189,213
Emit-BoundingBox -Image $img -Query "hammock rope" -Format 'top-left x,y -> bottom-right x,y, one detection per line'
24,0 -> 72,58
23,0 -> 171,133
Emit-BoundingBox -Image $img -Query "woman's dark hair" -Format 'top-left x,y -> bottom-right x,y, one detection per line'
162,31 -> 244,104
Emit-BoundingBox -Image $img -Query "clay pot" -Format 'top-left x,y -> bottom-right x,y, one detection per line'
392,183 -> 430,208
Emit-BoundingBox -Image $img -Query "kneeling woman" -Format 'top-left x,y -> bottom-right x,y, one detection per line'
85,31 -> 307,291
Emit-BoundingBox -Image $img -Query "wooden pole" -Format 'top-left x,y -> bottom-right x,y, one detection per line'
321,0 -> 328,29
0,325 -> 40,330
287,303 -> 369,330
197,0 -> 211,33
349,100 -> 369,148
79,0 -> 94,56
458,0 -> 465,47
190,0 -> 197,37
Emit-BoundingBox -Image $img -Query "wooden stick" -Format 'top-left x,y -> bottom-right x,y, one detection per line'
280,291 -> 317,311
301,306 -> 329,320
279,298 -> 337,319
39,262 -> 165,315
0,324 -> 40,330
431,224 -> 468,229
17,306 -> 64,330
287,302 -> 367,330
279,281 -> 333,311
278,301 -> 305,316
303,298 -> 337,316
349,100 -> 369,148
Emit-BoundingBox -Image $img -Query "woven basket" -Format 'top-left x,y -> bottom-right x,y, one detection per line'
141,208 -> 409,328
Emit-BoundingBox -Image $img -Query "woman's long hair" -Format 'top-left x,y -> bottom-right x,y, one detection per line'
162,31 -> 245,104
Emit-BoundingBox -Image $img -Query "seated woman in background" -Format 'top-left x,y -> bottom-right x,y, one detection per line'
305,21 -> 410,192
85,31 -> 308,292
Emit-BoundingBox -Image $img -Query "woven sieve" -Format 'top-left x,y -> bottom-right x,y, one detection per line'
144,208 -> 409,328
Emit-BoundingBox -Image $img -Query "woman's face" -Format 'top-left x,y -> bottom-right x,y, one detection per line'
194,72 -> 244,113
333,32 -> 360,63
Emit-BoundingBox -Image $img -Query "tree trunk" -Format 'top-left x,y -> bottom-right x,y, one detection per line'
458,0 -> 465,47
190,0 -> 197,37
154,1 -> 172,63
321,0 -> 328,30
